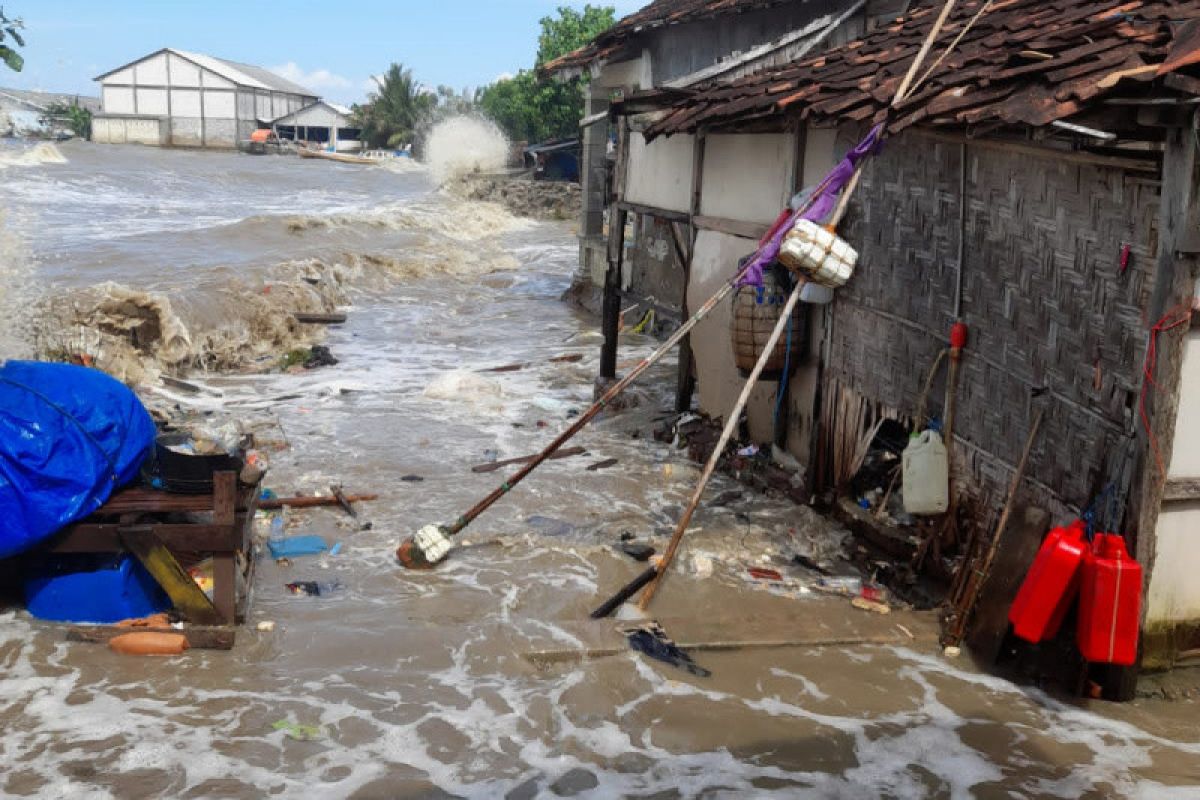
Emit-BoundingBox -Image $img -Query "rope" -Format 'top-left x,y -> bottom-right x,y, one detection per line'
1139,304 -> 1193,478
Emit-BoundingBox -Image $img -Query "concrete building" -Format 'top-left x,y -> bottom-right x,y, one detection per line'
92,48 -> 318,148
271,101 -> 362,152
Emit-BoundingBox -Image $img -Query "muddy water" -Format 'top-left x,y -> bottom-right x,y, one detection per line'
2,141 -> 1199,798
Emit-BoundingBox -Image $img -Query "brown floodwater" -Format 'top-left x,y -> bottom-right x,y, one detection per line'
1,141 -> 1198,798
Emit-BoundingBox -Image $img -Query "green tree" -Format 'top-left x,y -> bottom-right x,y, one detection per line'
352,63 -> 436,149
0,7 -> 24,72
43,100 -> 92,139
476,5 -> 615,144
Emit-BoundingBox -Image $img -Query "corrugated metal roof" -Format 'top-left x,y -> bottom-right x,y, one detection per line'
646,0 -> 1200,137
543,0 -> 799,74
96,49 -> 318,97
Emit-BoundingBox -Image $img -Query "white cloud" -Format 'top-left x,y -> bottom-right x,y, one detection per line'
269,62 -> 353,91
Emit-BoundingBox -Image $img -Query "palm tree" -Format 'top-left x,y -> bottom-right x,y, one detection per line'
353,63 -> 435,149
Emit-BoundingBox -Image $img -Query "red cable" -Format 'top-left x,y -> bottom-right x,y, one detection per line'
1140,304 -> 1194,478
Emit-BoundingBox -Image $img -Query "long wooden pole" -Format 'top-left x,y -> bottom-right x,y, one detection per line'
434,173 -> 838,541
637,279 -> 808,610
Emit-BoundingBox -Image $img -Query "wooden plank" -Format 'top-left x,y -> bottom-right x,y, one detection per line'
692,214 -> 770,240
1163,477 -> 1200,503
471,446 -> 588,473
48,524 -> 241,553
67,625 -> 236,650
95,484 -> 257,515
119,528 -> 225,626
966,506 -> 1050,665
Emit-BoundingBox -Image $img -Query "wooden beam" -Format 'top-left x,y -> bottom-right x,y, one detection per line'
1162,477 -> 1200,503
692,214 -> 771,240
616,201 -> 688,223
917,129 -> 1160,174
47,524 -> 241,553
119,527 -> 225,626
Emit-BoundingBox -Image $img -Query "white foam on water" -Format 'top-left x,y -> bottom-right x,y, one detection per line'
0,141 -> 67,169
423,116 -> 510,185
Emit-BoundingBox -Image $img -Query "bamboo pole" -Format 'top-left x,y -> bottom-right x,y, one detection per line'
637,279 -> 808,611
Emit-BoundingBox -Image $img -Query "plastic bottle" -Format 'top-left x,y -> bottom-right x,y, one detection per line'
269,514 -> 285,545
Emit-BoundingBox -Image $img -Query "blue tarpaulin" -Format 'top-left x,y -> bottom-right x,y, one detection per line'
0,361 -> 156,559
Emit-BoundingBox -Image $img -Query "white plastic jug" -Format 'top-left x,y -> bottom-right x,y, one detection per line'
902,430 -> 949,515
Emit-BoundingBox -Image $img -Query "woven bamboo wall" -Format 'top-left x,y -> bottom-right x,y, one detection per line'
828,130 -> 1160,518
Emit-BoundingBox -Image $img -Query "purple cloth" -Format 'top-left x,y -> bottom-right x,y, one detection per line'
736,123 -> 884,288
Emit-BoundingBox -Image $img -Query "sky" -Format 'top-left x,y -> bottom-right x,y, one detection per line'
4,0 -> 645,104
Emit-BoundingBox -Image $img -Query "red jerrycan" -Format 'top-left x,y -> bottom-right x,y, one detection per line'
1008,519 -> 1087,643
1077,533 -> 1142,666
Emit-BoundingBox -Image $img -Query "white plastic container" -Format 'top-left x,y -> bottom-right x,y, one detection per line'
902,430 -> 949,515
778,219 -> 859,288
800,282 -> 834,305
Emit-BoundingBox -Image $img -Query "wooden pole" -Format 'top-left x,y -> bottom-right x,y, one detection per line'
946,405 -> 1043,645
638,279 -> 808,610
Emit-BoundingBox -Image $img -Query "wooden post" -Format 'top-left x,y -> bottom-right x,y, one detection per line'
672,220 -> 696,413
600,206 -> 627,380
211,470 -> 238,625
1125,120 -> 1200,694
600,120 -> 630,381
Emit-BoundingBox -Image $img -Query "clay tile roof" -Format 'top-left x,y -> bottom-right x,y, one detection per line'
543,0 -> 795,75
645,0 -> 1200,138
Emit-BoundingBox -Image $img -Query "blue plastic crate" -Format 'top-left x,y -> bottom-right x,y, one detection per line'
23,554 -> 171,623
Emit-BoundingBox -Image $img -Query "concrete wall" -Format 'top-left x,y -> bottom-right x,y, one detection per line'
92,116 -> 167,145
624,132 -> 694,213
700,133 -> 795,223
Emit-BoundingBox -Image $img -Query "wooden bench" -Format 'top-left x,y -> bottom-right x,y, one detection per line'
42,471 -> 258,625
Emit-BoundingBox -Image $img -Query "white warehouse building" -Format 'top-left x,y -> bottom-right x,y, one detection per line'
92,48 -> 319,148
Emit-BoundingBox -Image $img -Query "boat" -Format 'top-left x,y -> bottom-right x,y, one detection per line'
297,148 -> 377,165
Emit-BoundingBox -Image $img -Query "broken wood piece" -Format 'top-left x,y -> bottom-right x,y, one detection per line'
160,376 -> 222,396
119,527 -> 225,625
586,458 -> 619,471
479,353 -> 584,373
67,625 -> 236,650
330,485 -> 359,519
293,312 -> 348,325
525,634 -> 911,666
259,493 -> 378,510
471,446 -> 587,473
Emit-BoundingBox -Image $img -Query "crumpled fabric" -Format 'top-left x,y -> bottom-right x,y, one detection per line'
623,621 -> 712,678
736,123 -> 884,288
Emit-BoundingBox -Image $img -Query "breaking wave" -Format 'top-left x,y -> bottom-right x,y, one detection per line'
423,116 -> 510,184
0,141 -> 68,169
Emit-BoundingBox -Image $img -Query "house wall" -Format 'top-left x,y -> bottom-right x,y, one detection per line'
830,127 -> 1160,533
92,115 -> 168,145
624,132 -> 693,213
700,133 -> 795,223
1145,316 -> 1200,652
645,0 -> 848,85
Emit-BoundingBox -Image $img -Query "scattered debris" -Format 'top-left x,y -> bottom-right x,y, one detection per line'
259,493 -> 378,510
286,581 -> 342,597
621,621 -> 711,678
400,475 -> 425,483
586,458 -> 619,471
304,345 -> 338,369
293,312 -> 347,325
108,631 -> 190,656
257,620 -> 276,632
268,536 -> 328,560
272,720 -> 322,741
748,567 -> 784,582
618,542 -> 656,562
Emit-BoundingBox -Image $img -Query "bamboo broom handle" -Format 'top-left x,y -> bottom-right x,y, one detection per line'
638,278 -> 808,610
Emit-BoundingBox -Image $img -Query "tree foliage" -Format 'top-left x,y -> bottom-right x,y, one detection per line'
0,7 -> 24,72
352,63 -> 436,149
476,5 -> 615,144
44,100 -> 92,139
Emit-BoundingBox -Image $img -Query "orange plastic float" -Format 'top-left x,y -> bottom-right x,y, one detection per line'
108,632 -> 190,656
